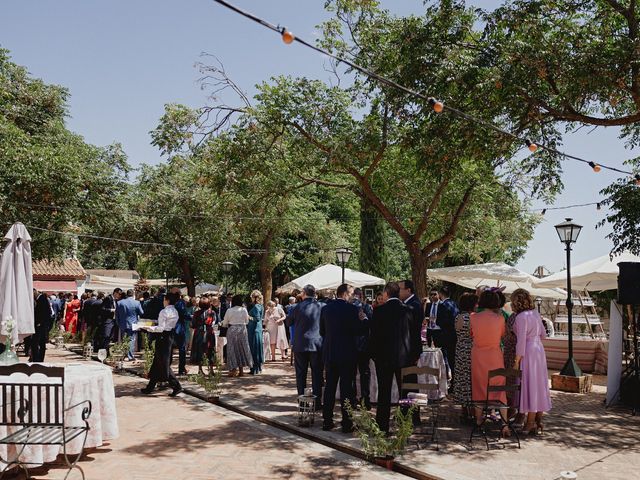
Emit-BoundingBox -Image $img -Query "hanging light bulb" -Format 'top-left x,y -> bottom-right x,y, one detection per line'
635,174 -> 640,185
541,209 -> 547,216
282,29 -> 295,44
589,161 -> 601,172
525,138 -> 538,153
428,97 -> 444,113
596,203 -> 601,211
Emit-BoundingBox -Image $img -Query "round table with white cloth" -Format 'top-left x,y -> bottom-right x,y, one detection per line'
0,363 -> 119,467
340,348 -> 449,403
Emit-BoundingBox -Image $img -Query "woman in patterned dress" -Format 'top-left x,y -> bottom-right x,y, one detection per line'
453,292 -> 477,419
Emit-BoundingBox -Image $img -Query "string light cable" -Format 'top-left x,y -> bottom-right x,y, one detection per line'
211,0 -> 640,184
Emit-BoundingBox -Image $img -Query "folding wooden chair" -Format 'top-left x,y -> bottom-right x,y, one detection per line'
401,365 -> 442,450
469,368 -> 521,450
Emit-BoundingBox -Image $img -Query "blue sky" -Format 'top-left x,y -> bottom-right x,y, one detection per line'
2,0 -> 635,275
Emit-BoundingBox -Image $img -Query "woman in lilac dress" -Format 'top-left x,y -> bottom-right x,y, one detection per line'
511,289 -> 552,435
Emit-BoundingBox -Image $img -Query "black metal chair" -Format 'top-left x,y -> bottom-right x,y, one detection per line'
400,365 -> 442,450
0,364 -> 92,479
469,367 -> 521,450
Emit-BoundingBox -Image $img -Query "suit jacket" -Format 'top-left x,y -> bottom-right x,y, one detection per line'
369,298 -> 416,369
287,298 -> 324,353
404,294 -> 424,362
115,296 -> 143,330
351,298 -> 372,353
436,298 -> 459,345
320,299 -> 364,365
101,295 -> 117,323
34,293 -> 52,330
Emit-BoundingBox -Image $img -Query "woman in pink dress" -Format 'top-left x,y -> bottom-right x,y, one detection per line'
511,289 -> 552,435
470,290 -> 508,434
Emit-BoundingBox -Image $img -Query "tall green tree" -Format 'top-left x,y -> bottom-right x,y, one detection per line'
0,48 -> 131,260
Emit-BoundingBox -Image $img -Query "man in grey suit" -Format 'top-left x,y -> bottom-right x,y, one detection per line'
287,284 -> 324,409
115,289 -> 144,361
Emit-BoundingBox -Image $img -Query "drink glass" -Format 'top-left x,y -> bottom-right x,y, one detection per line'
97,349 -> 107,363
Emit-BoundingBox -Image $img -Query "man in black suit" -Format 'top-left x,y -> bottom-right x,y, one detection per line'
287,284 -> 324,409
436,285 -> 459,382
320,283 -> 365,432
369,282 -> 418,432
30,289 -> 54,362
95,288 -> 122,352
399,279 -> 424,363
424,288 -> 440,347
351,287 -> 373,409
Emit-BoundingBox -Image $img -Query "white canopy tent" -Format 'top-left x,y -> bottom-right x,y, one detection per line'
533,251 -> 640,291
427,262 -> 567,300
277,264 -> 385,293
84,274 -> 137,292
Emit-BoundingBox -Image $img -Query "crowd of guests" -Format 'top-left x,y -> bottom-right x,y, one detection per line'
429,286 -> 553,436
27,278 -> 552,436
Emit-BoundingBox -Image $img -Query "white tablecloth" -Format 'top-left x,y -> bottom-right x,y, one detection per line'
0,363 -> 119,466
340,349 -> 449,403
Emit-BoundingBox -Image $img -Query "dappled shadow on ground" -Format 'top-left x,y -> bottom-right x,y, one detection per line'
6,446 -> 113,480
127,419 -> 300,458
270,453 -> 371,480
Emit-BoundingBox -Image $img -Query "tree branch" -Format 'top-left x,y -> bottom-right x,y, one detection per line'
364,104 -> 389,180
422,185 -> 474,256
289,122 -> 333,154
414,177 -> 450,240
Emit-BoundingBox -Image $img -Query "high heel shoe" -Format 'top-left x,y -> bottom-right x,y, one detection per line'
523,423 -> 538,436
535,420 -> 544,435
501,425 -> 512,438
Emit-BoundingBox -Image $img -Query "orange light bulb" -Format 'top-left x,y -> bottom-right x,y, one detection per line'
433,101 -> 444,113
593,164 -> 601,172
528,143 -> 538,153
282,31 -> 295,44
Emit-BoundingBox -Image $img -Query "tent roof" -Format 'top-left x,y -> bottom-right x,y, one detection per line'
533,251 -> 640,291
277,264 -> 385,293
427,262 -> 567,299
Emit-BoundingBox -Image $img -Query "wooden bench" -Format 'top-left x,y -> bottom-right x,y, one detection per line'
0,364 -> 92,479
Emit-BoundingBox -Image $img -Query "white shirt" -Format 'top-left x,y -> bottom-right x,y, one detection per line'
404,294 -> 416,304
222,306 -> 250,326
154,305 -> 179,332
429,301 -> 439,318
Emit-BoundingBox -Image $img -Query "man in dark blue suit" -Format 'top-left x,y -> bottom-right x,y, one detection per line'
436,285 -> 459,382
320,284 -> 365,432
369,282 -> 418,432
287,284 -> 324,409
116,289 -> 144,361
351,287 -> 373,409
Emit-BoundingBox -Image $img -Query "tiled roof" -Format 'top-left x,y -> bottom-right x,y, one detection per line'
32,258 -> 86,280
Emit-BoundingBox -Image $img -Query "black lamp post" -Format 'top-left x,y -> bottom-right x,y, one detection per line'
335,247 -> 353,285
164,271 -> 168,289
554,218 -> 583,377
221,261 -> 233,294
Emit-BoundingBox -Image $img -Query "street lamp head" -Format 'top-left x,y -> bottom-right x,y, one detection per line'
554,218 -> 583,244
335,247 -> 353,266
221,261 -> 233,273
535,296 -> 542,306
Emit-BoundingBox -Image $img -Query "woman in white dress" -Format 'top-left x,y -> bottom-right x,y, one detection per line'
264,301 -> 289,361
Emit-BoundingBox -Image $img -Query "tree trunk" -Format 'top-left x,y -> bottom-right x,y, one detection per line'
359,199 -> 387,278
259,261 -> 273,302
408,248 -> 429,300
258,233 -> 275,301
179,257 -> 196,297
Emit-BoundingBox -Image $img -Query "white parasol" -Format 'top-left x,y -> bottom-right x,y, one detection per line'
427,262 -> 567,299
277,264 -> 385,293
532,251 -> 640,291
0,223 -> 35,345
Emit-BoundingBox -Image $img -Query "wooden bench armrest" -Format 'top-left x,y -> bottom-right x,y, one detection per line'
65,399 -> 92,421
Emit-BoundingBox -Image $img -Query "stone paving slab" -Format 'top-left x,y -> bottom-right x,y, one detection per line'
187,357 -> 640,480
7,348 -> 404,480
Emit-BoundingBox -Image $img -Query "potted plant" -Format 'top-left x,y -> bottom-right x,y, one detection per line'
107,334 -> 130,370
141,333 -> 155,378
345,402 -> 415,470
188,357 -> 223,402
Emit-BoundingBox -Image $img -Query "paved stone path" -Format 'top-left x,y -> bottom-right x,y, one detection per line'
9,348 -> 401,480
10,346 -> 640,480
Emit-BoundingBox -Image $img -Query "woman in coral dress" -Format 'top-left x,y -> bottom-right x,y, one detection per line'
511,288 -> 552,435
470,289 -> 508,432
64,294 -> 81,335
